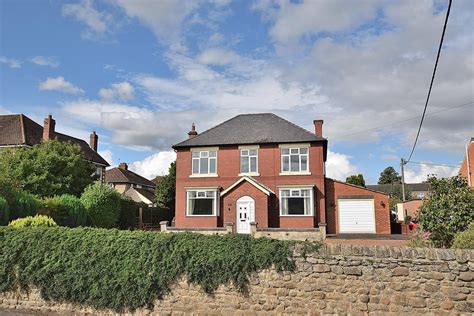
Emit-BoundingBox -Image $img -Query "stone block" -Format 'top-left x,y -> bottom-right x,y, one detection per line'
392,267 -> 409,276
343,267 -> 362,276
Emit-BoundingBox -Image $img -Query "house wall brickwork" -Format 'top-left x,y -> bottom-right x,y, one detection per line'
175,143 -> 326,229
459,138 -> 474,187
2,245 -> 472,315
325,179 -> 390,234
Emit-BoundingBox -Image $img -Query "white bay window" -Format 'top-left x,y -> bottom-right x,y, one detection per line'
186,189 -> 219,216
279,188 -> 314,216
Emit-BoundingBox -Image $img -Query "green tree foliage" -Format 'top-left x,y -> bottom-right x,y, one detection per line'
452,223 -> 474,249
0,228 -> 299,312
418,176 -> 474,248
80,183 -> 121,228
155,161 -> 176,215
388,185 -> 412,212
117,196 -> 140,229
0,197 -> 9,226
378,166 -> 401,185
0,140 -> 95,197
10,190 -> 40,220
8,215 -> 57,228
346,174 -> 366,187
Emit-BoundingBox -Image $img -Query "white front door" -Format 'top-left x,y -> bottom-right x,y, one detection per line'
236,196 -> 254,234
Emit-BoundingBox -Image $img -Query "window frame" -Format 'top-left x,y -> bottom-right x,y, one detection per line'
238,146 -> 259,176
278,187 -> 314,217
190,147 -> 218,177
279,144 -> 310,175
186,188 -> 220,216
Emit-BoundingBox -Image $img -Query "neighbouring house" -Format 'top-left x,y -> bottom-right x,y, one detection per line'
367,183 -> 431,199
459,138 -> 473,187
396,199 -> 423,222
169,113 -> 390,240
105,163 -> 156,206
0,114 -> 109,180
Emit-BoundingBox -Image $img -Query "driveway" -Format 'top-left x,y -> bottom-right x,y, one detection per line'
325,234 -> 408,246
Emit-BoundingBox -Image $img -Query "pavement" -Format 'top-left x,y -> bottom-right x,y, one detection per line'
325,234 -> 408,246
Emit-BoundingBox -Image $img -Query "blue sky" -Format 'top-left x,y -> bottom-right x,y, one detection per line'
1,0 -> 472,183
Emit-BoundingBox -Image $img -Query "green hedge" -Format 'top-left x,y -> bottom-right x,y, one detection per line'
0,197 -> 9,225
452,223 -> 474,249
9,215 -> 58,228
0,227 -> 298,312
80,183 -> 121,228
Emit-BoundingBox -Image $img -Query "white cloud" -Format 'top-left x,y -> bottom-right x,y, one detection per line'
39,76 -> 84,94
99,82 -> 135,102
0,106 -> 12,114
197,48 -> 240,65
129,151 -> 177,179
326,150 -> 359,181
0,56 -> 21,68
29,56 -> 59,67
99,149 -> 115,168
62,0 -> 113,40
404,163 -> 459,183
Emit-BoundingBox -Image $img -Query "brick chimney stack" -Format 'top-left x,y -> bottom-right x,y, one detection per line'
90,131 -> 98,152
43,114 -> 56,141
118,162 -> 128,170
313,120 -> 323,138
188,123 -> 198,139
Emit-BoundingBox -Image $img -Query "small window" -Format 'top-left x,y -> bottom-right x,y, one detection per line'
280,188 -> 313,216
192,150 -> 217,175
281,147 -> 309,173
187,189 -> 219,216
240,148 -> 258,174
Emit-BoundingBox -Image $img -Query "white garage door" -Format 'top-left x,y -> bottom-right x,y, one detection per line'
338,199 -> 376,233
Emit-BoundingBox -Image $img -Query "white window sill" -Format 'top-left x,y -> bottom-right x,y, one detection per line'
186,214 -> 217,217
279,172 -> 311,176
238,172 -> 260,177
189,174 -> 218,178
279,214 -> 314,217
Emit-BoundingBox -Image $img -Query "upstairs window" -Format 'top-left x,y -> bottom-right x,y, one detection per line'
186,190 -> 218,216
281,147 -> 308,173
280,188 -> 313,216
240,149 -> 258,174
192,150 -> 217,175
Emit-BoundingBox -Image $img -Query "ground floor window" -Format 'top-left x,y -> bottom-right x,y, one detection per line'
186,189 -> 219,216
279,187 -> 313,216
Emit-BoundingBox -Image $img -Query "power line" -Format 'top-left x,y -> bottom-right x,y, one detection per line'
406,161 -> 459,169
335,100 -> 473,139
406,0 -> 453,162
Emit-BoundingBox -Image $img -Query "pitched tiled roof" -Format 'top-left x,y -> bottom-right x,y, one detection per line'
105,167 -> 156,187
173,113 -> 327,148
0,114 -> 109,166
366,183 -> 431,193
124,187 -> 156,204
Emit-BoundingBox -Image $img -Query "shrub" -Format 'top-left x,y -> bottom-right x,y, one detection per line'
118,196 -> 139,229
418,176 -> 474,248
9,190 -> 40,220
8,215 -> 57,228
408,229 -> 433,248
0,228 -> 299,312
452,223 -> 474,249
39,196 -> 68,225
0,197 -> 9,225
81,183 -> 121,228
58,194 -> 87,227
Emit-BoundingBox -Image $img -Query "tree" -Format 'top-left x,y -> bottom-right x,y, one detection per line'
80,183 -> 121,228
378,166 -> 401,185
418,175 -> 474,248
155,161 -> 176,216
346,174 -> 366,187
0,140 -> 95,197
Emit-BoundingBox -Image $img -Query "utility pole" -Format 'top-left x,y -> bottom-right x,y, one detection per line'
400,158 -> 406,202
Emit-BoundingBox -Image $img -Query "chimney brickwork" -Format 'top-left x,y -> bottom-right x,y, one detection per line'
90,131 -> 98,152
313,120 -> 323,138
43,115 -> 56,141
188,123 -> 198,139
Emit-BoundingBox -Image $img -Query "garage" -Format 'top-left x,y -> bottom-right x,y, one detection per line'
338,199 -> 376,233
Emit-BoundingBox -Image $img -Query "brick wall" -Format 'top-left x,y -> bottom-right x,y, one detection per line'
2,245 -> 472,315
325,179 -> 390,234
459,139 -> 474,187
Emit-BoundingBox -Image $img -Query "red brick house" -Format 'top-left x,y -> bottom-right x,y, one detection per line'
171,113 -> 390,238
459,138 -> 473,187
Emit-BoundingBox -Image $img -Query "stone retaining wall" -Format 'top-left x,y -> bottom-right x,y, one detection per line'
1,244 -> 473,315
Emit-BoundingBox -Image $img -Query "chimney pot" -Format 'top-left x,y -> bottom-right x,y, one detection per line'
188,122 -> 198,139
119,162 -> 128,170
43,114 -> 56,141
90,131 -> 98,152
313,120 -> 323,138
